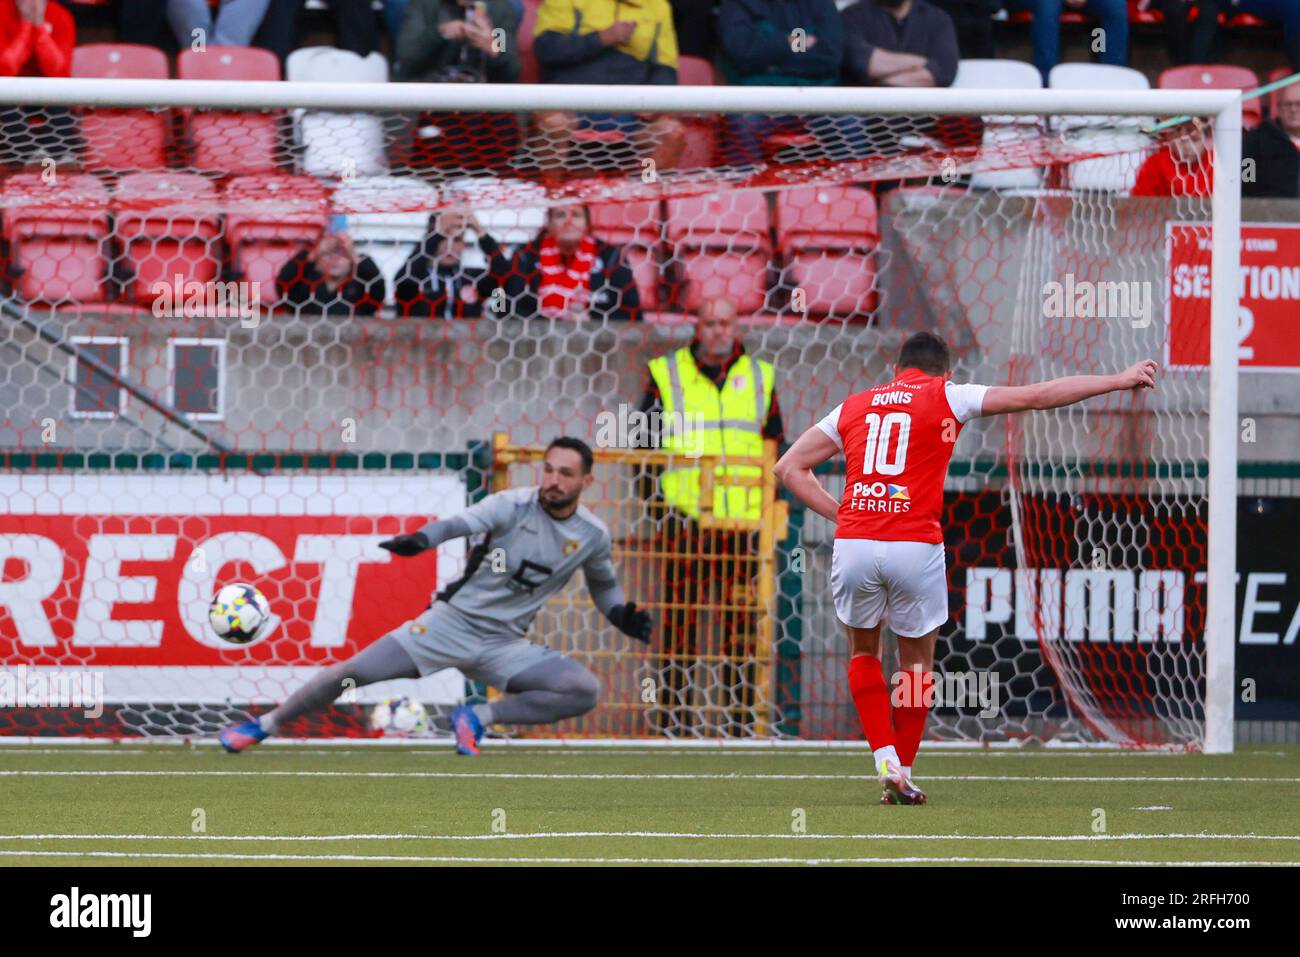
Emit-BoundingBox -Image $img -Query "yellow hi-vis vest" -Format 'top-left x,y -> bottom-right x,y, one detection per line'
647,346 -> 775,521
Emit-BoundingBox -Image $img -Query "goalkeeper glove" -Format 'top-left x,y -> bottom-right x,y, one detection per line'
378,532 -> 431,557
609,602 -> 653,644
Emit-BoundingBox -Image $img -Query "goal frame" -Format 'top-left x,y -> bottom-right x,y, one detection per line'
0,78 -> 1242,753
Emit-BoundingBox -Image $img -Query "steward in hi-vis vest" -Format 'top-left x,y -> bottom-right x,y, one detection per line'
643,311 -> 782,522
637,298 -> 784,737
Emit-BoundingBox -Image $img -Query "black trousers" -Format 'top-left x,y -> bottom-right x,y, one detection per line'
653,512 -> 761,738
256,0 -> 379,63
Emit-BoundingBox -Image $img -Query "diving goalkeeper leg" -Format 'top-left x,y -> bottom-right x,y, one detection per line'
219,635 -> 419,752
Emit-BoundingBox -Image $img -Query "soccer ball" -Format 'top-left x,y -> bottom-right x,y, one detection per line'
208,583 -> 273,644
371,697 -> 431,736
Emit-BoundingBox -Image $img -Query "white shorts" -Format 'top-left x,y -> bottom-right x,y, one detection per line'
830,538 -> 949,638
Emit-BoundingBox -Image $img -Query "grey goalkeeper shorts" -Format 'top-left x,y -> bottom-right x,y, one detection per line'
389,601 -> 565,690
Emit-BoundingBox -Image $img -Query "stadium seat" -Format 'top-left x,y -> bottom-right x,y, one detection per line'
1158,65 -> 1262,129
666,192 -> 771,313
954,59 -> 1045,190
177,47 -> 283,174
589,201 -> 663,310
223,175 -> 330,293
1,174 -> 111,304
1049,64 -> 1152,192
333,176 -> 440,306
518,0 -> 541,84
70,44 -> 170,170
285,47 -> 390,179
113,173 -> 222,305
774,186 -> 877,318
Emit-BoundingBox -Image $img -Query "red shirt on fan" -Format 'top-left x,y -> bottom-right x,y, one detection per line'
816,368 -> 988,544
0,0 -> 74,78
1131,146 -> 1214,198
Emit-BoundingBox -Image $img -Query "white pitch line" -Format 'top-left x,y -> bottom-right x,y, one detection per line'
0,849 -> 1296,865
3,831 -> 1299,843
3,769 -> 1299,783
0,747 -> 1241,758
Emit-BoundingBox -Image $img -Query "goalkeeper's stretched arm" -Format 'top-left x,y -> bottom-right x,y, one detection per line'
979,360 -> 1157,416
378,516 -> 474,556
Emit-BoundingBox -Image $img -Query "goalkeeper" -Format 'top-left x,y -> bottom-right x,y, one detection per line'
220,437 -> 653,756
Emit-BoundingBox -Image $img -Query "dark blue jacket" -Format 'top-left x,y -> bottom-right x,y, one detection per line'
717,0 -> 844,85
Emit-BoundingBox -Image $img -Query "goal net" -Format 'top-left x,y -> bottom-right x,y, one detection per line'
0,73 -> 1238,748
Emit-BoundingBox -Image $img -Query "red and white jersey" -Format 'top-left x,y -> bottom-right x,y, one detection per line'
817,369 -> 989,544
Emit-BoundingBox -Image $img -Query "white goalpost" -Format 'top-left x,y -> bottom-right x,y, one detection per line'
0,77 -> 1240,752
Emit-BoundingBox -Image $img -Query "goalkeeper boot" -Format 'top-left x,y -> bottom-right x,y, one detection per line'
450,706 -> 484,756
878,757 -> 928,806
219,720 -> 267,754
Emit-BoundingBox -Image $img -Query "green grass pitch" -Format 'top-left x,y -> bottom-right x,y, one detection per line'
3,743 -> 1298,866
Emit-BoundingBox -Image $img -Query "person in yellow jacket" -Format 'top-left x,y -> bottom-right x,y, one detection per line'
529,0 -> 686,170
638,297 -> 784,736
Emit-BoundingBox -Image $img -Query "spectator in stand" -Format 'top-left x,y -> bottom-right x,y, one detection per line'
1131,122 -> 1214,197
395,0 -> 519,81
395,0 -> 522,169
501,205 -> 642,321
1156,0 -> 1221,65
529,0 -> 685,170
166,0 -> 271,47
387,0 -> 522,36
1003,0 -> 1129,84
1243,81 -> 1300,198
1,0 -> 75,164
277,230 -> 386,316
1,1 -> 73,77
716,0 -> 845,166
395,211 -> 511,318
929,0 -> 999,59
1231,1 -> 1300,71
257,0 -> 378,63
842,0 -> 958,89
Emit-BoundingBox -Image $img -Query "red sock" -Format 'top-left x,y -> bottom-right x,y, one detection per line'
848,655 -> 894,751
892,667 -> 933,767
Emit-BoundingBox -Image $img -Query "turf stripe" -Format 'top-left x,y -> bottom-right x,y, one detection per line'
3,831 -> 1299,842
0,849 -> 1295,865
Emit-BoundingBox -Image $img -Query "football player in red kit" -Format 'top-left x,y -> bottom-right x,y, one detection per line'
774,332 -> 1157,805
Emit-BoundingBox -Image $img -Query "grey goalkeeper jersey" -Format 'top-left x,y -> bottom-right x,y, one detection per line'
434,486 -> 619,639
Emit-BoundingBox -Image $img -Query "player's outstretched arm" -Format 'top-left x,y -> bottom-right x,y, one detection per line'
979,360 -> 1158,416
774,427 -> 842,523
378,515 -> 474,557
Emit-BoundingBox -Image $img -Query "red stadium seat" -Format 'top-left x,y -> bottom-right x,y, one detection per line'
223,175 -> 330,293
177,47 -> 283,174
666,192 -> 771,313
71,44 -> 170,170
677,55 -> 718,86
113,173 -> 222,306
589,200 -> 663,309
1158,64 -> 1263,128
775,186 -> 878,318
1,174 -> 111,304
